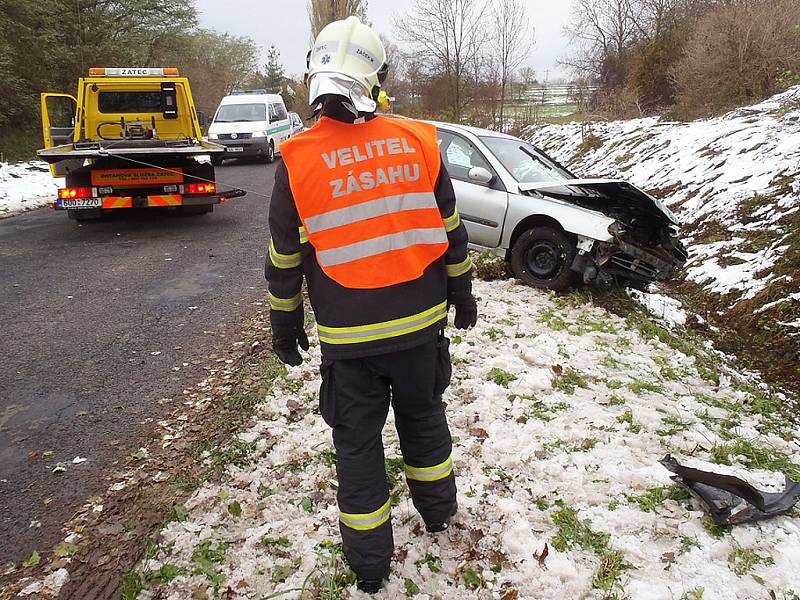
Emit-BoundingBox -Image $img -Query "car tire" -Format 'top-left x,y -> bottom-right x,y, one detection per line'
510,226 -> 577,291
266,141 -> 275,164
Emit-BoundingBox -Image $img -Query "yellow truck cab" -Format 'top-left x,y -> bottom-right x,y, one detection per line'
39,67 -> 242,220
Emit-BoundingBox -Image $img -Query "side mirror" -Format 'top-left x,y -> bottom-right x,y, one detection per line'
468,166 -> 494,185
197,111 -> 206,128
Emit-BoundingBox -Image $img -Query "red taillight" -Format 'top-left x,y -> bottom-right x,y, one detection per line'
186,182 -> 217,195
58,187 -> 92,199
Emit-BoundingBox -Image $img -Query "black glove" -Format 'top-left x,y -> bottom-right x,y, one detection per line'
272,313 -> 309,366
452,296 -> 478,329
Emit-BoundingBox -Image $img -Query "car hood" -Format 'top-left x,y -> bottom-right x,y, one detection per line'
518,179 -> 678,226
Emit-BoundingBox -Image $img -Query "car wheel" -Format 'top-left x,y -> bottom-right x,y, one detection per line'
266,141 -> 275,164
510,226 -> 577,290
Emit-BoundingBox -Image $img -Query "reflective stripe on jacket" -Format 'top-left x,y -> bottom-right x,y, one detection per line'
281,116 -> 448,290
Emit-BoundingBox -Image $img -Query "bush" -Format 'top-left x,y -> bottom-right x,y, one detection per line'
673,0 -> 800,116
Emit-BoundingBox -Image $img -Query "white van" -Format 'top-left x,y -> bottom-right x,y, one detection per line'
207,90 -> 291,164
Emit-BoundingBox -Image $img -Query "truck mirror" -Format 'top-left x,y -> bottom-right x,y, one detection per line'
197,111 -> 206,127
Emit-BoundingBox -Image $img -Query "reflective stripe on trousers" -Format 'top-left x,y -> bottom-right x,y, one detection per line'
339,498 -> 392,531
404,455 -> 453,482
268,291 -> 302,312
268,239 -> 302,269
316,227 -> 448,268
317,301 -> 448,345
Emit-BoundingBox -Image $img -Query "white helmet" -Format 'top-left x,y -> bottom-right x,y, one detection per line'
306,16 -> 388,113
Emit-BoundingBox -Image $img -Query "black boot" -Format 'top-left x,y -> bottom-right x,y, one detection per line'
357,578 -> 385,593
425,502 -> 458,533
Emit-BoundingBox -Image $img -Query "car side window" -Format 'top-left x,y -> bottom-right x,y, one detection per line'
437,131 -> 495,187
268,103 -> 278,122
272,103 -> 288,121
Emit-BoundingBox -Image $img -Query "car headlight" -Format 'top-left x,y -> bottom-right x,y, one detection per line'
208,133 -> 219,140
252,131 -> 268,138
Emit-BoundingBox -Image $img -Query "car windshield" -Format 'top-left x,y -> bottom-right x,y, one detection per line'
479,136 -> 573,184
214,103 -> 266,123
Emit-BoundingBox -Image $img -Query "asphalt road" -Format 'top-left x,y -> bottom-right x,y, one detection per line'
0,160 -> 276,562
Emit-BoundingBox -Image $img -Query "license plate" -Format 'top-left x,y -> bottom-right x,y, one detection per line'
60,198 -> 102,209
227,147 -> 244,153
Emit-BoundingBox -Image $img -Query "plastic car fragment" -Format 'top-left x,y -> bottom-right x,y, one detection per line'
659,454 -> 800,525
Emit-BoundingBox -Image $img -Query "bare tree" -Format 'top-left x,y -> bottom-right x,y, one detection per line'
395,0 -> 486,121
308,0 -> 369,41
562,0 -> 638,87
492,0 -> 533,131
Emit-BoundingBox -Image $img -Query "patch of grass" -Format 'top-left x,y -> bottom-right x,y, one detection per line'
261,535 -> 291,549
616,409 -> 642,434
120,572 -> 144,600
191,540 -> 229,592
310,540 -> 357,600
703,518 -> 731,538
592,549 -> 634,592
526,397 -> 571,422
607,393 -> 626,406
488,367 -> 517,387
415,552 -> 442,574
533,495 -> 549,511
385,456 -> 406,500
144,563 -> 184,584
656,414 -> 692,437
576,132 -> 603,157
551,506 -> 610,554
626,485 -> 690,512
210,437 -> 257,469
544,438 -> 598,455
472,251 -> 509,281
319,447 -> 336,467
627,380 -> 665,395
463,568 -> 486,589
552,367 -> 591,394
680,535 -> 701,554
728,546 -> 774,575
538,307 -> 569,331
484,326 -> 505,341
680,588 -> 705,600
606,379 -> 625,391
710,438 -> 800,480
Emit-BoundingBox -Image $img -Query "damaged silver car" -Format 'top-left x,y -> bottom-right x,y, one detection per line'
433,122 -> 688,290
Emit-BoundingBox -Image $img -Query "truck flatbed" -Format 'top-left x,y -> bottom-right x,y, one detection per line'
38,139 -> 225,164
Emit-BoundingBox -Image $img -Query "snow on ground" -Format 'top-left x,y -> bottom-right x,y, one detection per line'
527,86 -> 800,310
132,280 -> 800,600
0,162 -> 60,218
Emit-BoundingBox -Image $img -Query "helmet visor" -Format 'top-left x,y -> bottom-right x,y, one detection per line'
308,73 -> 377,113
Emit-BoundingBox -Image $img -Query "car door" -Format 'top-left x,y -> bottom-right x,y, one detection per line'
437,130 -> 508,248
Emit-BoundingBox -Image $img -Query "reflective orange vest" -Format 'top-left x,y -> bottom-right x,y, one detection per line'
281,116 -> 448,289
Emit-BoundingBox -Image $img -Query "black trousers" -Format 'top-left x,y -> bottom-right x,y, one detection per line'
319,334 -> 457,580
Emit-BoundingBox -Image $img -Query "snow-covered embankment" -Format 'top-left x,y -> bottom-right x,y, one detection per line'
527,87 -> 800,383
0,162 -> 59,218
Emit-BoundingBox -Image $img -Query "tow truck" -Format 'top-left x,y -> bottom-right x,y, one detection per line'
38,67 -> 245,221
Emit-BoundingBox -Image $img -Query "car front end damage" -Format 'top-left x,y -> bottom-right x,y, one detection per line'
521,179 -> 688,287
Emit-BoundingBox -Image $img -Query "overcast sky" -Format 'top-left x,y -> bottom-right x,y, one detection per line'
193,0 -> 574,82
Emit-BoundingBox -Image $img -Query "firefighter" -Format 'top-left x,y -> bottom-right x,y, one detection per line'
265,16 -> 477,593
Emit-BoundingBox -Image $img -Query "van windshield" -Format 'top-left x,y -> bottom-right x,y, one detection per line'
214,103 -> 267,123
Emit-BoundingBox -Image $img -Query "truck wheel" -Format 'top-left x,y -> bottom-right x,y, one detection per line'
266,141 -> 275,164
510,226 -> 577,291
211,156 -> 224,166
